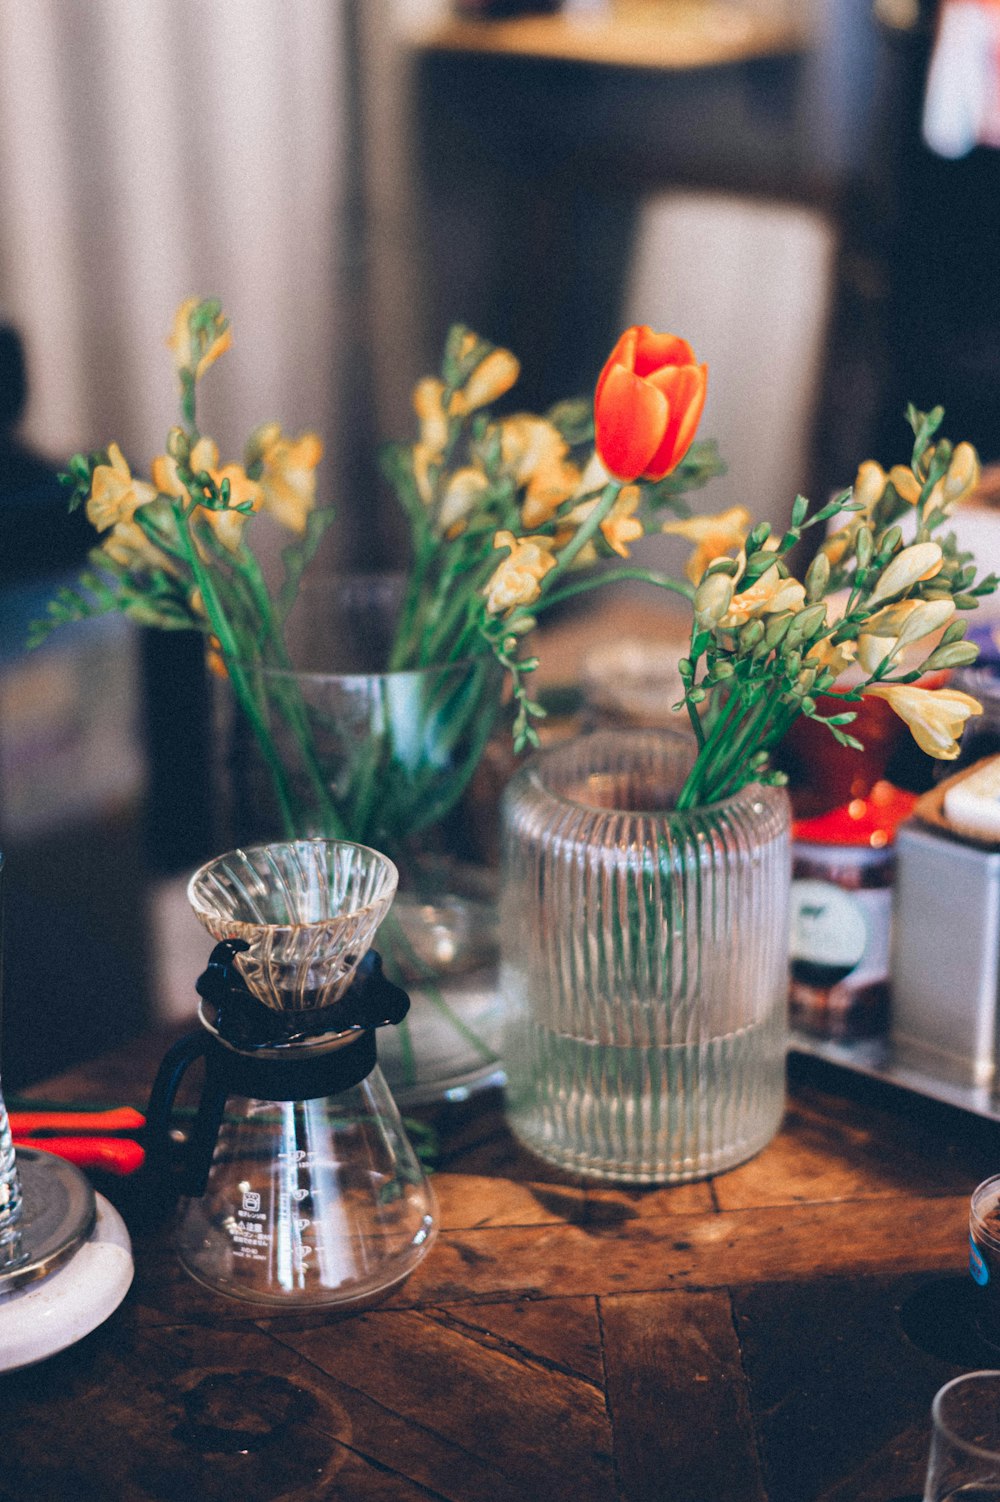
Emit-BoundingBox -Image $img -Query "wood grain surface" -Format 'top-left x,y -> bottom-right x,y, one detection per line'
4,1035 -> 1000,1501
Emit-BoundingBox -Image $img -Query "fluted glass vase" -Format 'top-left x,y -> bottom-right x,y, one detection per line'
500,729 -> 791,1184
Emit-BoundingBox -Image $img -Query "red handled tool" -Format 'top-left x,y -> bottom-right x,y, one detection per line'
9,1106 -> 146,1175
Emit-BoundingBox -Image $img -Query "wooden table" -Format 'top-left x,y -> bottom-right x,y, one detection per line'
4,1034 -> 1000,1501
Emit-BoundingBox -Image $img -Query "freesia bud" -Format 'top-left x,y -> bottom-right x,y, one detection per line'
805,551 -> 830,602
943,441 -> 981,505
853,460 -> 887,509
453,348 -> 521,415
867,541 -> 943,605
887,465 -> 922,504
693,572 -> 733,629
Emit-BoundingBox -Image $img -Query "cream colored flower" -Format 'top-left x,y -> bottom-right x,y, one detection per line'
856,598 -> 955,675
867,542 -> 943,606
413,377 -> 450,456
166,296 -> 231,382
439,465 -> 490,533
662,505 -> 753,584
719,564 -> 806,628
485,530 -> 557,614
452,348 -> 520,415
863,683 -> 982,760
86,443 -> 157,532
254,423 -> 323,536
853,460 -> 887,509
805,635 -> 857,680
693,571 -> 734,629
926,441 -> 981,513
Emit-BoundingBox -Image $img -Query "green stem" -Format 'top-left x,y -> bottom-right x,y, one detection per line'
173,504 -> 299,836
536,567 -> 694,611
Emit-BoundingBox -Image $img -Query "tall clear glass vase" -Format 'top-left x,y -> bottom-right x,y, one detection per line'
500,729 -> 791,1184
213,576 -> 507,1105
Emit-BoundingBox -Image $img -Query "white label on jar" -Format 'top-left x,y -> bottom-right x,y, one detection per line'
790,879 -> 867,972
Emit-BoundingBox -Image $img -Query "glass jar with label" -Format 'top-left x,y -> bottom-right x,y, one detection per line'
789,783 -> 917,1040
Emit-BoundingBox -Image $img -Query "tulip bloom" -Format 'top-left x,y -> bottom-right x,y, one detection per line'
594,326 -> 707,482
863,683 -> 982,760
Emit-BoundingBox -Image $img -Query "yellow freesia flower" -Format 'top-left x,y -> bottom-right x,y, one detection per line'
853,460 -> 887,509
485,530 -> 557,615
887,464 -> 922,504
497,415 -> 580,528
86,443 -> 157,532
662,505 -> 752,584
820,519 -> 862,568
152,437 -> 262,552
863,683 -> 982,760
412,442 -> 436,505
101,518 -> 174,576
413,377 -> 450,457
254,423 -> 323,536
719,564 -> 806,627
867,542 -> 943,606
522,461 -> 582,529
452,348 -> 520,415
167,296 -> 231,382
439,465 -> 490,533
568,485 -> 644,558
500,416 -> 567,483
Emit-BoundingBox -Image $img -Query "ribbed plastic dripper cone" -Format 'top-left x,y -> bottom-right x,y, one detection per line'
187,839 -> 398,1013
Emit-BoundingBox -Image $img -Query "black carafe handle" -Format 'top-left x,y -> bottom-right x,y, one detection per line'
144,1031 -> 229,1199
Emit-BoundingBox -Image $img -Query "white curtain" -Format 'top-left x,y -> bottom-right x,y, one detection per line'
0,0 -> 350,481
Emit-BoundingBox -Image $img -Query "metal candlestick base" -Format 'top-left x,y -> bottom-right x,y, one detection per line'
0,1148 -> 133,1372
0,1148 -> 96,1293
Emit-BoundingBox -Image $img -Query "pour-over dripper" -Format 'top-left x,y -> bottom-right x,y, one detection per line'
187,838 -> 398,1014
148,838 -> 437,1311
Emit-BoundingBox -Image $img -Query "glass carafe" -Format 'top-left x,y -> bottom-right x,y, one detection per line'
146,839 -> 437,1311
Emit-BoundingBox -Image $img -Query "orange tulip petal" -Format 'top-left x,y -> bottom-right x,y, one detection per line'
644,364 -> 707,479
632,328 -> 697,379
594,327 -> 640,410
595,364 -> 669,481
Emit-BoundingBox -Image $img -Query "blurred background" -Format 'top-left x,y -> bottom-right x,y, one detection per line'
1,0 -> 998,1083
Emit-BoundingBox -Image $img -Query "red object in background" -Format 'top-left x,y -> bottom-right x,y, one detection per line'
793,780 -> 919,848
782,671 -> 950,819
9,1106 -> 146,1176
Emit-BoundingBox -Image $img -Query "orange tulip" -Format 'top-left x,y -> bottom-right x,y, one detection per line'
594,326 -> 708,482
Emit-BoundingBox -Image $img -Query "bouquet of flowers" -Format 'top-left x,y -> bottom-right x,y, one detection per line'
35,299 -> 996,840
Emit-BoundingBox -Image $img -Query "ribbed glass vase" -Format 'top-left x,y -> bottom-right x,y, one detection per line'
500,729 -> 791,1184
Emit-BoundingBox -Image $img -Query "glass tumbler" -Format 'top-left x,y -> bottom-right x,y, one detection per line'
923,1371 -> 1000,1501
